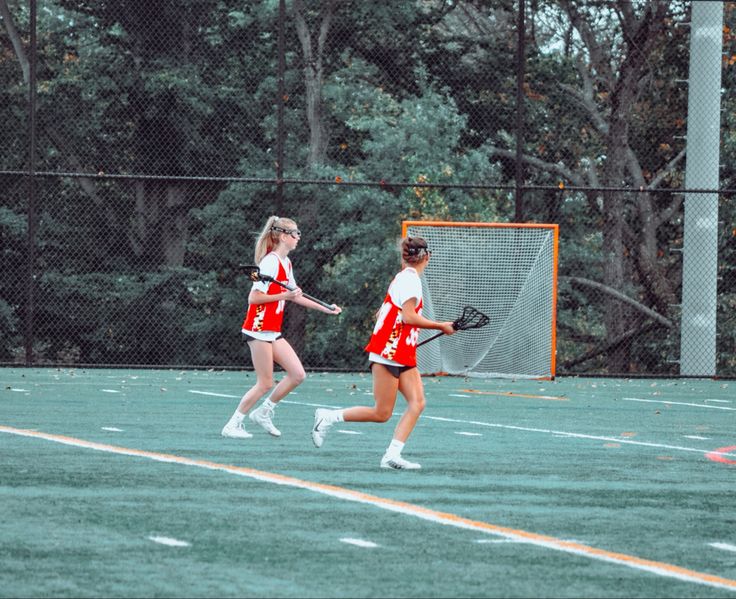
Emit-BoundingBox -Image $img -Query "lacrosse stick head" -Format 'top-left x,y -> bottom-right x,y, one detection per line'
238,264 -> 262,282
453,306 -> 490,331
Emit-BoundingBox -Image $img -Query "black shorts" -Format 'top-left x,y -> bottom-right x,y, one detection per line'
243,332 -> 283,344
369,361 -> 416,379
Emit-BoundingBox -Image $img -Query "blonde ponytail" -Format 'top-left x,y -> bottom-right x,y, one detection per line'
254,215 -> 298,263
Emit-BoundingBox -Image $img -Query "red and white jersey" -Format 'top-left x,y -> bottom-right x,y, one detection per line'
364,267 -> 423,367
242,253 -> 295,334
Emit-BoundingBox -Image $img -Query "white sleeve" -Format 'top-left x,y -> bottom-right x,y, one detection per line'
285,257 -> 296,288
389,271 -> 422,308
252,253 -> 279,293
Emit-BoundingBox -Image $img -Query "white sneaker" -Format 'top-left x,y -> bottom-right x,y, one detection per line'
221,421 -> 253,439
380,455 -> 421,470
311,408 -> 333,448
249,405 -> 281,437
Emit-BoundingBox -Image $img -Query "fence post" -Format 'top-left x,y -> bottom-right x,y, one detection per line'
514,0 -> 525,223
275,0 -> 286,213
24,0 -> 37,366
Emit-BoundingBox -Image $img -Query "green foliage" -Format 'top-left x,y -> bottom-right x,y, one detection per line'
1,0 -> 735,374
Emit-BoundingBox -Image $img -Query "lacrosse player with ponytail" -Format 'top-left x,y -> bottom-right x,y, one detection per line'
221,216 -> 342,440
311,236 -> 455,470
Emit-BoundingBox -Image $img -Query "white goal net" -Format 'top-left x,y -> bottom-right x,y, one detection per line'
403,221 -> 559,379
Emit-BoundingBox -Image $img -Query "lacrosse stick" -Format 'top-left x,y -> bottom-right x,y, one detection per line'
239,264 -> 338,312
416,305 -> 490,347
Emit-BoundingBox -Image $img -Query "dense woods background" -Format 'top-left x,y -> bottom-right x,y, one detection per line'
1,0 -> 735,375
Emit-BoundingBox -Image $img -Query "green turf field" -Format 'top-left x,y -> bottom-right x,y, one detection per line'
1,367 -> 735,598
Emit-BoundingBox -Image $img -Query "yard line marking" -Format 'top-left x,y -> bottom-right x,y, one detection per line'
2,425 -> 736,593
280,400 -> 336,408
188,390 -> 239,398
148,535 -> 191,547
8,388 -> 28,392
186,392 -> 331,407
101,427 -> 124,432
455,432 -> 483,437
462,389 -> 567,401
705,399 -> 731,404
449,394 -> 471,398
684,435 -> 710,440
281,400 -> 734,459
622,398 -> 735,411
423,416 -> 736,459
336,430 -> 363,435
101,389 -> 120,393
710,543 -> 736,553
340,538 -> 379,548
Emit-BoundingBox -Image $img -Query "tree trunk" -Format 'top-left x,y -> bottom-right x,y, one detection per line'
286,0 -> 337,357
293,0 -> 336,168
601,190 -> 630,372
129,180 -> 188,267
635,192 -> 677,314
588,1 -> 668,372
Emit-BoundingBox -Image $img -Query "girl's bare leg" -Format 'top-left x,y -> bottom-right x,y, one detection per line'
236,340 -> 275,413
267,338 -> 307,403
392,367 -> 426,442
343,364 -> 399,423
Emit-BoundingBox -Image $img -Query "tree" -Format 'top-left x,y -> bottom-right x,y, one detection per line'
488,0 -> 688,372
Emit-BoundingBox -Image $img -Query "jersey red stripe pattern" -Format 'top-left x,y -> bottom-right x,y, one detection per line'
364,293 -> 423,367
242,257 -> 290,333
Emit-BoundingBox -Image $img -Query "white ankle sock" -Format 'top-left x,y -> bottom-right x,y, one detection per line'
385,439 -> 405,458
262,398 -> 276,410
230,410 -> 245,425
332,409 -> 345,423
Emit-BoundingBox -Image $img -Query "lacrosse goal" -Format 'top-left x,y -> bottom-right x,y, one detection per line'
402,221 -> 559,379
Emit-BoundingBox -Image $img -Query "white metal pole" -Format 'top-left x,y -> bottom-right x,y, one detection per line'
680,1 -> 723,376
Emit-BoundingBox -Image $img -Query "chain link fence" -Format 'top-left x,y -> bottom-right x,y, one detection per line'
1,0 -> 735,376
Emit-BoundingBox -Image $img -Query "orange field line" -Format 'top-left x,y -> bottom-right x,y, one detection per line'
2,424 -> 735,592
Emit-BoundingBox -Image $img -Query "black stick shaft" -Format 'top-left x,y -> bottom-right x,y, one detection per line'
268,278 -> 336,311
416,331 -> 444,348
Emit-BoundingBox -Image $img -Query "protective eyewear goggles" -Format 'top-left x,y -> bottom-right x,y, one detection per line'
272,226 -> 301,238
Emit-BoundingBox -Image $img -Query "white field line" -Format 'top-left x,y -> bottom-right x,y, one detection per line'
101,427 -> 124,432
280,400 -> 336,409
1,425 -> 736,593
188,390 -> 239,398
710,543 -> 736,553
422,415 -> 736,459
340,538 -> 379,548
271,399 -> 735,459
148,535 -> 191,547
186,391 -> 335,409
622,398 -> 735,411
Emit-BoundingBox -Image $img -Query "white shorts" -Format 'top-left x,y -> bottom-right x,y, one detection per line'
242,330 -> 282,343
368,352 -> 402,367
